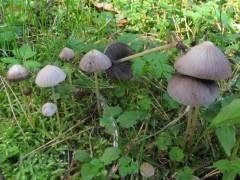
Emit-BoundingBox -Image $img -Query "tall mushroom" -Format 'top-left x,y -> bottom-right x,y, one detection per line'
80,49 -> 112,115
104,42 -> 134,81
35,65 -> 66,129
168,41 -> 232,150
6,64 -> 34,128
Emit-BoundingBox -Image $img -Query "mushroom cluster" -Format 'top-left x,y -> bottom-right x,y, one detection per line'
167,41 -> 232,149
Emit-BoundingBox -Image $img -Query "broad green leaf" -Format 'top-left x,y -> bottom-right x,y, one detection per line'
176,166 -> 193,180
100,116 -> 115,134
13,44 -> 36,59
216,126 -> 236,156
100,147 -> 121,165
81,159 -> 104,180
137,96 -> 152,111
210,99 -> 240,128
23,60 -> 42,70
117,33 -> 137,43
1,57 -> 20,64
156,133 -> 172,151
169,147 -> 184,162
117,111 -> 142,128
118,157 -> 139,177
103,106 -> 122,118
74,150 -> 90,162
132,58 -> 146,77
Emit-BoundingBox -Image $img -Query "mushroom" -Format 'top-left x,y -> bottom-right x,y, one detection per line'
167,74 -> 219,149
174,41 -> 232,80
59,47 -> 74,61
80,49 -> 112,115
104,42 -> 134,81
35,65 -> 66,129
6,64 -> 34,128
6,64 -> 30,82
140,162 -> 155,178
42,102 -> 57,117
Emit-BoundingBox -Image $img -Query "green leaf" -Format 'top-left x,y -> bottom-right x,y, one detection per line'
1,57 -> 20,64
176,166 -> 193,180
100,147 -> 121,165
156,133 -> 172,151
103,106 -> 122,118
74,150 -> 90,162
117,111 -> 142,128
169,147 -> 184,162
117,33 -> 137,44
100,116 -> 115,134
81,159 -> 104,180
13,44 -> 36,59
132,58 -> 146,77
118,157 -> 139,177
210,99 -> 240,128
137,96 -> 152,111
216,126 -> 236,156
23,60 -> 42,70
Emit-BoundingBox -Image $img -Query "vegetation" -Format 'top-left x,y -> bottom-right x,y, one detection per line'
0,0 -> 239,179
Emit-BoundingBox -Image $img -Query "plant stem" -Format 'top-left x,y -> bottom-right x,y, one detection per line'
52,87 -> 61,130
184,106 -> 199,150
118,41 -> 177,62
231,138 -> 240,160
94,72 -> 101,116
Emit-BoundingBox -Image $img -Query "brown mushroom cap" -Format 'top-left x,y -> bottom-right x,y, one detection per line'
80,49 -> 112,73
59,47 -> 74,61
174,41 -> 232,80
140,162 -> 155,178
104,42 -> 134,81
167,74 -> 219,106
6,64 -> 30,82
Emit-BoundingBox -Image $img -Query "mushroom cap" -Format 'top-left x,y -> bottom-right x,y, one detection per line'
6,64 -> 30,81
80,49 -> 112,72
41,102 -> 57,117
167,74 -> 219,106
174,41 -> 232,80
140,162 -> 155,178
104,42 -> 134,81
35,65 -> 66,87
59,47 -> 74,61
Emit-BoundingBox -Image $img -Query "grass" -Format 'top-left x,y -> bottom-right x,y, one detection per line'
0,0 -> 240,179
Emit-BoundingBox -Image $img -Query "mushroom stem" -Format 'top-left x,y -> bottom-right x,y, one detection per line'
184,106 -> 199,150
52,87 -> 61,130
94,72 -> 101,116
118,41 -> 177,63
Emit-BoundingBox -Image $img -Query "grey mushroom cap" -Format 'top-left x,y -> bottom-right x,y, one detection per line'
42,102 -> 57,117
80,49 -> 112,73
35,65 -> 66,87
59,47 -> 74,61
174,41 -> 232,80
6,64 -> 30,82
104,42 -> 134,81
167,74 -> 219,106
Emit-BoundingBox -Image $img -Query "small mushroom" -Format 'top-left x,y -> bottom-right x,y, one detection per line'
140,162 -> 155,178
6,64 -> 30,82
174,41 -> 232,80
104,42 -> 134,81
167,74 -> 219,150
80,49 -> 112,115
59,47 -> 74,61
80,49 -> 112,72
42,102 -> 57,117
35,65 -> 66,87
35,65 -> 66,129
167,74 -> 219,106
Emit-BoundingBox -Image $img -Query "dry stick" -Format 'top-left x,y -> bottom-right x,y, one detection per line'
118,41 -> 177,63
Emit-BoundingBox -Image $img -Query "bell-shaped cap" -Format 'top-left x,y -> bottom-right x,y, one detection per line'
140,162 -> 155,178
42,102 -> 57,117
35,65 -> 66,87
59,47 -> 74,61
80,49 -> 112,73
6,64 -> 30,82
104,42 -> 134,81
167,74 -> 219,106
174,41 -> 232,80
